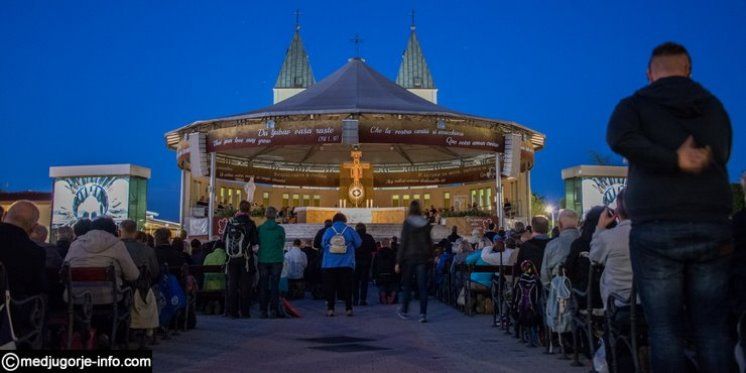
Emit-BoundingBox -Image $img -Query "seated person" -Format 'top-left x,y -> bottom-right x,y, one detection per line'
513,216 -> 551,278
480,236 -> 514,283
202,241 -> 227,315
541,209 -> 580,286
589,190 -> 633,310
29,224 -> 63,270
119,220 -> 160,284
372,242 -> 397,304
64,217 -> 140,305
0,201 -> 45,298
153,228 -> 186,270
465,242 -> 493,293
284,239 -> 308,299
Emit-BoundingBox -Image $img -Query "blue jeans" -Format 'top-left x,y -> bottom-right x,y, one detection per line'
630,221 -> 733,372
258,262 -> 283,315
400,263 -> 428,315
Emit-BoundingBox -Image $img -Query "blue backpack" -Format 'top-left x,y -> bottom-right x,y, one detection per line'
157,272 -> 186,327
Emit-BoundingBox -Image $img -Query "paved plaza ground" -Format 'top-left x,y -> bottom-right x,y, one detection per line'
153,294 -> 585,372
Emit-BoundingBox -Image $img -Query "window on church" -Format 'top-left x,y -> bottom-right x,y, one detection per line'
403,195 -> 411,204
424,193 -> 431,206
292,194 -> 300,207
485,188 -> 492,210
313,195 -> 321,207
236,190 -> 242,206
282,194 -> 289,207
444,192 -> 451,210
220,187 -> 226,204
413,194 -> 421,202
302,195 -> 311,207
263,192 -> 270,207
392,195 -> 400,207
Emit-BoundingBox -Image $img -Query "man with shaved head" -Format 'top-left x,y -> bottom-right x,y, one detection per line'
0,201 -> 46,298
607,42 -> 733,371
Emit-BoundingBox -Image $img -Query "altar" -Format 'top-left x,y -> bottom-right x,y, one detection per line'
294,207 -> 406,224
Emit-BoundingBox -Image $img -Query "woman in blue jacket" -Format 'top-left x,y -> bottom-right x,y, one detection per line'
321,213 -> 362,316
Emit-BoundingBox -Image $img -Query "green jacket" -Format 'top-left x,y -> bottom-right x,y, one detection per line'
258,220 -> 286,264
202,248 -> 227,291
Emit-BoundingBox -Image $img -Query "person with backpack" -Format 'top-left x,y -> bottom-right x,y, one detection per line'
396,200 -> 433,323
222,200 -> 259,319
321,213 -> 362,317
257,206 -> 285,319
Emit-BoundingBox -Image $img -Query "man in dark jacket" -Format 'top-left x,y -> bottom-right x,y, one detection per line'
606,42 -> 733,372
0,201 -> 45,299
119,220 -> 160,283
513,216 -> 551,278
153,228 -> 185,269
396,200 -> 433,323
313,220 -> 332,251
223,200 -> 259,318
353,223 -> 376,306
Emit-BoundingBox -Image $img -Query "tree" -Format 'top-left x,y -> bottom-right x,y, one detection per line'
531,193 -> 548,217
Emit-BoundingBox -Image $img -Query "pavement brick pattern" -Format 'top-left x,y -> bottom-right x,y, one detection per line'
153,296 -> 585,372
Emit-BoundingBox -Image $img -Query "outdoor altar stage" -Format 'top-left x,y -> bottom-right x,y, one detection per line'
294,207 -> 405,224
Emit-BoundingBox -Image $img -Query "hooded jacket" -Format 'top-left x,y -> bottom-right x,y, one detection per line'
397,215 -> 433,265
257,219 -> 286,264
607,76 -> 732,223
64,230 -> 140,304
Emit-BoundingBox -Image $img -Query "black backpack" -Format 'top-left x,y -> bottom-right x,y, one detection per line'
225,217 -> 247,259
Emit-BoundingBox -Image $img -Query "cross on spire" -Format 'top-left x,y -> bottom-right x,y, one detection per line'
410,9 -> 416,30
351,33 -> 363,57
293,9 -> 302,30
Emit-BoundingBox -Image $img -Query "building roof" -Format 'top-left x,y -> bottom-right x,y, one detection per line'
274,28 -> 316,89
396,27 -> 435,89
240,58 -> 461,119
0,191 -> 52,203
561,165 -> 628,180
49,164 -> 152,179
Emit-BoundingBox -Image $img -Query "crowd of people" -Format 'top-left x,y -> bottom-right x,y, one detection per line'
0,41 -> 744,371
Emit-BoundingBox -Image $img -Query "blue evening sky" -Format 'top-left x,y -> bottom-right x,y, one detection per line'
1,1 -> 744,221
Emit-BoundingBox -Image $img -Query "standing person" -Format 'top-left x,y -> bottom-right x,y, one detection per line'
353,223 -> 375,306
314,220 -> 332,251
0,201 -> 46,298
300,239 -> 323,299
223,200 -> 259,319
321,213 -> 362,317
396,200 -> 433,323
119,220 -> 160,283
257,207 -> 285,319
202,241 -> 228,315
607,42 -> 733,371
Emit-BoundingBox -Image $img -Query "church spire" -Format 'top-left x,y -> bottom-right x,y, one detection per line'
273,10 -> 315,103
396,10 -> 437,103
